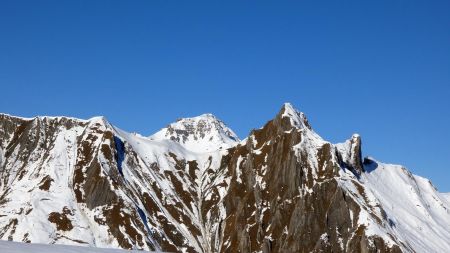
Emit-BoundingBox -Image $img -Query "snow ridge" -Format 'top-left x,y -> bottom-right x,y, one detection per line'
360,158 -> 450,252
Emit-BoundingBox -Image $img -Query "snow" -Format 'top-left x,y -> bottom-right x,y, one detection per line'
281,103 -> 311,129
112,124 -> 235,252
0,240 -> 155,253
149,113 -> 240,153
334,132 -> 450,253
361,159 -> 450,252
1,103 -> 450,253
335,134 -> 359,157
292,127 -> 327,180
442,192 -> 450,203
0,112 -> 93,123
0,121 -> 92,245
235,156 -> 244,183
0,113 -> 34,121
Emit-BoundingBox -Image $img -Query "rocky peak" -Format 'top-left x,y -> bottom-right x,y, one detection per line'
275,103 -> 312,131
248,103 -> 320,150
150,113 -> 240,152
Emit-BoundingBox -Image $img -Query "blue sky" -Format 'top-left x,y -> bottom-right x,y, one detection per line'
1,1 -> 449,191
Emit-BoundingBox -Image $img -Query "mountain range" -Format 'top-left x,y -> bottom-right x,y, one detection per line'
0,103 -> 449,252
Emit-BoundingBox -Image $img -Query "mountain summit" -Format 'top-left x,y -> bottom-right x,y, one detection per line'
0,104 -> 449,253
276,102 -> 312,130
149,113 -> 239,152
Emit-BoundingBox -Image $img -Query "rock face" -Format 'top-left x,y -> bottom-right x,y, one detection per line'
0,104 -> 449,253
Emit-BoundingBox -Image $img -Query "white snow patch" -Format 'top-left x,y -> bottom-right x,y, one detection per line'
0,240 -> 158,253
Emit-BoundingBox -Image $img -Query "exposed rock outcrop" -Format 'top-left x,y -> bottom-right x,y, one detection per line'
0,104 -> 448,252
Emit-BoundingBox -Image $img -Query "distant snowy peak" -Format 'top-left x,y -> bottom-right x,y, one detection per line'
150,113 -> 240,153
277,103 -> 312,130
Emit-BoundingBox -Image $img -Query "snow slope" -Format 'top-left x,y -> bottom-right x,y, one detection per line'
0,240 -> 152,253
442,192 -> 450,203
361,159 -> 450,252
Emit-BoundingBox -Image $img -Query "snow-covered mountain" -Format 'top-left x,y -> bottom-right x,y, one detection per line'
149,113 -> 240,152
0,103 -> 449,252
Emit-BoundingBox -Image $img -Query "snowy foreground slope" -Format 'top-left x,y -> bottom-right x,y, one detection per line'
0,239 -> 152,253
0,103 -> 449,252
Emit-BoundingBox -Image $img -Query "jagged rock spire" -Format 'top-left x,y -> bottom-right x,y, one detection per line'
336,133 -> 364,175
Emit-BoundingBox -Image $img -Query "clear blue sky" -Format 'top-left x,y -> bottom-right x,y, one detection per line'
1,1 -> 449,192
